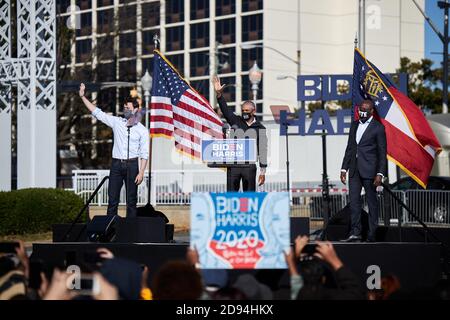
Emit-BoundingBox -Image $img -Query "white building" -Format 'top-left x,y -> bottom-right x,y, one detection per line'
60,0 -> 430,187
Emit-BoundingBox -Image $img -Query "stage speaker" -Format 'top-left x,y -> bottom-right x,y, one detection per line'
165,224 -> 174,242
324,204 -> 369,241
52,224 -> 87,242
86,215 -> 118,242
115,217 -> 166,243
290,217 -> 310,242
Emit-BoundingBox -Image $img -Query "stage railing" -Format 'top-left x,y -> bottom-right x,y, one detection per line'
70,170 -> 449,226
71,169 -> 290,205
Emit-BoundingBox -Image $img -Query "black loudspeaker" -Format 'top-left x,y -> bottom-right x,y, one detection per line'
324,204 -> 369,241
52,224 -> 87,242
115,217 -> 166,243
165,224 -> 174,242
86,215 -> 118,242
290,217 -> 310,242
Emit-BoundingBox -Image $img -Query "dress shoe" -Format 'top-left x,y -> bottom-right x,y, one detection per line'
341,235 -> 362,242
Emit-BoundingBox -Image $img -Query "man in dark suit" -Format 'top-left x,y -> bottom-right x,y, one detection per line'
212,76 -> 268,191
340,99 -> 387,242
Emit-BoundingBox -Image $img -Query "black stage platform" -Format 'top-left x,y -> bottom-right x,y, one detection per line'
31,241 -> 444,293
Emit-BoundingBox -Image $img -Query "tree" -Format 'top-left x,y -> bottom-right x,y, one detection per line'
396,57 -> 444,114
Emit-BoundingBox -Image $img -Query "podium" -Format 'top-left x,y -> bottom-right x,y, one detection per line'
201,139 -> 257,168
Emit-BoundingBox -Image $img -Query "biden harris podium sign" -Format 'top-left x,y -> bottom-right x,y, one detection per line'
190,192 -> 290,269
201,139 -> 257,165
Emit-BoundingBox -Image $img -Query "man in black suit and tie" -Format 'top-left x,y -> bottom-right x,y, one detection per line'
340,99 -> 387,242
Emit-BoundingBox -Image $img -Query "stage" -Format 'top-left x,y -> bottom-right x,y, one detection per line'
31,241 -> 445,296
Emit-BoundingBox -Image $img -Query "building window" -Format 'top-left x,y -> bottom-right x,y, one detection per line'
76,0 -> 91,10
143,30 -> 159,54
98,0 -> 114,7
97,9 -> 114,34
165,54 -> 185,74
190,79 -> 209,101
76,12 -> 92,37
216,0 -> 235,16
76,39 -> 92,63
216,18 -> 235,45
242,0 -> 263,12
190,22 -> 209,49
241,46 -> 263,71
191,0 -> 209,20
190,51 -> 209,77
120,59 -> 137,81
119,4 -> 136,31
120,33 -> 136,57
98,88 -> 117,113
166,0 -> 184,24
97,35 -> 115,60
242,14 -> 263,42
96,62 -> 115,82
217,47 -> 235,74
166,26 -> 184,51
142,57 -> 155,75
142,2 -> 160,27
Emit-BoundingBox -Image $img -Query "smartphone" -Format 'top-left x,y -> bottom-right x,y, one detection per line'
29,260 -> 44,290
303,244 -> 318,256
0,242 -> 20,254
77,274 -> 100,296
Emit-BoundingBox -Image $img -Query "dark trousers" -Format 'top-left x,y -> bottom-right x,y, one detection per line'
349,169 -> 379,240
226,165 -> 257,192
107,158 -> 139,217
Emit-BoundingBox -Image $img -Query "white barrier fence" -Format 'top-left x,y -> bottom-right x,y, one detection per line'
71,170 -> 449,226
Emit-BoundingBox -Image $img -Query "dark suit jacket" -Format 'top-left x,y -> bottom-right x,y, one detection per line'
217,95 -> 268,168
341,118 -> 387,179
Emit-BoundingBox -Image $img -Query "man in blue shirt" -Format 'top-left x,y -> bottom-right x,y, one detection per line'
79,83 -> 149,217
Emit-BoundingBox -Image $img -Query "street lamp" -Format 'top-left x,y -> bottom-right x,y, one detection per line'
248,61 -> 262,105
141,69 -> 152,129
241,43 -> 302,110
141,69 -> 153,205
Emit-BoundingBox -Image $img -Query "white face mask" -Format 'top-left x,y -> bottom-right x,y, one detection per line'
358,110 -> 371,123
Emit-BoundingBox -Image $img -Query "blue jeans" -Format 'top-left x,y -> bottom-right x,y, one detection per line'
107,158 -> 138,217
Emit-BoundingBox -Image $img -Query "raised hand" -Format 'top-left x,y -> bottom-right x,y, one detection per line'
79,83 -> 86,97
212,75 -> 226,95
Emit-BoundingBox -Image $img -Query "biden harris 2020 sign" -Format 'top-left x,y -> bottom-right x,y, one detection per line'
190,192 -> 290,269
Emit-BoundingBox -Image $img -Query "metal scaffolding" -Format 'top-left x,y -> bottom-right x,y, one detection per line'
0,0 -> 56,190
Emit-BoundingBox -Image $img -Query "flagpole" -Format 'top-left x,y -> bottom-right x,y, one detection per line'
146,34 -> 159,206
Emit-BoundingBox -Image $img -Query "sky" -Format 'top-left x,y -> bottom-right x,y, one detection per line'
425,0 -> 448,67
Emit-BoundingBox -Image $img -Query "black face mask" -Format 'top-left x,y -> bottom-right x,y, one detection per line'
242,112 -> 252,121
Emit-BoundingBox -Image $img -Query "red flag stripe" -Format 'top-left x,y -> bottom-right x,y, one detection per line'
177,100 -> 223,127
172,113 -> 223,138
389,87 -> 442,153
381,119 -> 434,187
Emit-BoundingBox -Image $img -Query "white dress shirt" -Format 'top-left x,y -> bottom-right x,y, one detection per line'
92,107 -> 149,160
356,116 -> 373,144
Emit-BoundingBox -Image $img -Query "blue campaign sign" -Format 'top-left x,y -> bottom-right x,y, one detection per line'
201,139 -> 257,163
297,73 -> 408,101
190,192 -> 290,269
279,108 -> 352,136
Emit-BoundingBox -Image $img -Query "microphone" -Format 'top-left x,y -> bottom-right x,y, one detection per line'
222,123 -> 230,138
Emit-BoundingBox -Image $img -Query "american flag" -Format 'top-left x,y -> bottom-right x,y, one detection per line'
150,50 -> 223,159
352,48 -> 442,188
